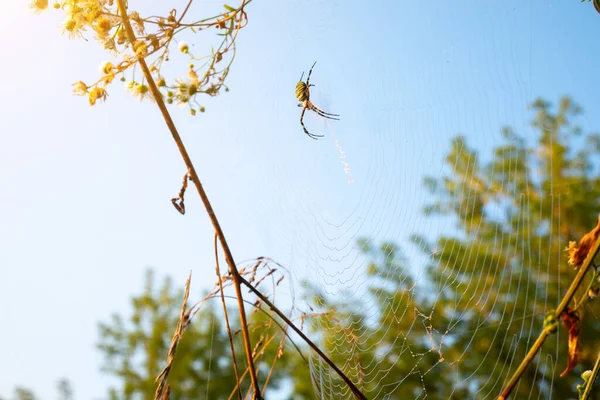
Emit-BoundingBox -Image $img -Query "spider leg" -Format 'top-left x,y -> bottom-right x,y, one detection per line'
305,61 -> 317,87
300,105 -> 323,139
314,110 -> 340,120
310,104 -> 340,120
312,105 -> 339,117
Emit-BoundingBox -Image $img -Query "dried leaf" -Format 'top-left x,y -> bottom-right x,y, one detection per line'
559,308 -> 581,377
566,214 -> 600,267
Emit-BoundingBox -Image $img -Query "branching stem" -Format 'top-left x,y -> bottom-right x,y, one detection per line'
116,1 -> 262,398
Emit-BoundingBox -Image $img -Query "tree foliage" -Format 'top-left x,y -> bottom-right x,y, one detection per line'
294,96 -> 600,399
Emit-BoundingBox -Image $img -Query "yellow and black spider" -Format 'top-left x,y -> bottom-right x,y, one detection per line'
295,61 -> 340,140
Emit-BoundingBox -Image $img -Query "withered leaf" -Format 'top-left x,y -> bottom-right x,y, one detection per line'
566,213 -> 600,268
559,308 -> 581,378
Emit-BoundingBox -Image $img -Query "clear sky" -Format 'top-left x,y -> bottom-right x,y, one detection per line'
2,0 -> 600,398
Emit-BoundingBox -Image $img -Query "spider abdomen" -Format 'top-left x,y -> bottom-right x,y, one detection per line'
295,81 -> 309,102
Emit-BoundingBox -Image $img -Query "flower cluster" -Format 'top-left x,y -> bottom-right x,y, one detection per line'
31,0 -> 250,115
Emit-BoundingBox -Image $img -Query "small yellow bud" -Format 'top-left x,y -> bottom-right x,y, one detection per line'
178,41 -> 189,53
53,2 -> 60,9
137,84 -> 149,95
167,98 -> 173,104
582,370 -> 592,382
157,78 -> 166,87
190,109 -> 196,116
199,106 -> 205,112
30,0 -> 48,12
100,61 -> 114,75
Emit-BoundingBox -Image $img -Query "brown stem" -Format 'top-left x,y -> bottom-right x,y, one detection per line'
498,234 -> 600,400
115,1 -> 262,398
215,233 -> 243,400
238,275 -> 368,400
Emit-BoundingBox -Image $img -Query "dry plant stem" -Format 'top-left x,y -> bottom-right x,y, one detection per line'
214,233 -> 243,400
238,275 -> 368,400
582,351 -> 600,400
498,235 -> 600,400
115,1 -> 262,398
154,273 -> 192,399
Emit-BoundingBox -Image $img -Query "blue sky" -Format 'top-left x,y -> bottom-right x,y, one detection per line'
2,0 -> 600,398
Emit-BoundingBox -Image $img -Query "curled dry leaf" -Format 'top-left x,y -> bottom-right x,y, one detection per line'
566,213 -> 600,268
559,308 -> 581,378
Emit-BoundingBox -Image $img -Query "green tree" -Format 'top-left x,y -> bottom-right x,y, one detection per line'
292,96 -> 600,399
419,96 -> 600,399
56,379 -> 73,400
0,379 -> 73,400
10,388 -> 35,400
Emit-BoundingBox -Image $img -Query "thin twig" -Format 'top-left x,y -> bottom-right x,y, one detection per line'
116,1 -> 262,398
215,232 -> 243,400
498,235 -> 600,400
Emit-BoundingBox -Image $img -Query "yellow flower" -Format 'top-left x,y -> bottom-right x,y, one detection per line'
88,87 -> 107,105
64,18 -> 77,32
30,0 -> 49,13
62,13 -> 85,39
95,15 -> 113,39
72,81 -> 88,96
130,83 -> 152,101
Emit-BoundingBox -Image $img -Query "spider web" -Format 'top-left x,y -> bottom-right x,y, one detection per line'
211,1 -> 600,399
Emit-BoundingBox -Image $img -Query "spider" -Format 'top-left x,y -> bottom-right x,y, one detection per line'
295,61 -> 340,140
